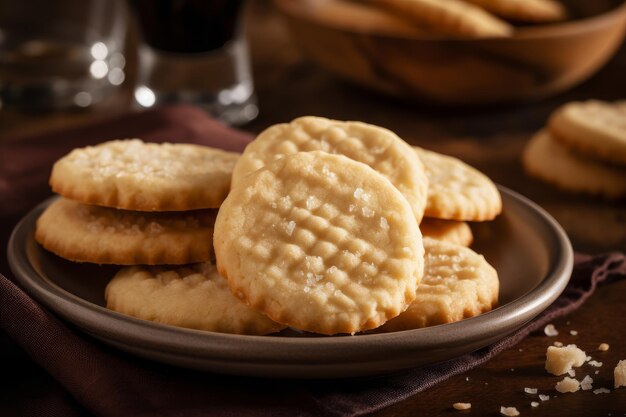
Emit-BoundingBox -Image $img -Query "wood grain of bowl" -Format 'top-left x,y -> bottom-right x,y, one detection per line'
274,0 -> 626,104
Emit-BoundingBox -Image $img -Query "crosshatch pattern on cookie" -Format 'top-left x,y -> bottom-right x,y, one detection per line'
216,151 -> 424,335
232,116 -> 428,223
378,237 -> 499,331
414,147 -> 502,221
105,263 -> 285,335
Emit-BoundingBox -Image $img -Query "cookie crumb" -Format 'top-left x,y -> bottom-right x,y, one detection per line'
598,343 -> 610,352
539,394 -> 550,401
500,406 -> 520,416
581,375 -> 593,390
593,388 -> 611,394
531,402 -> 539,408
567,369 -> 576,377
570,330 -> 578,336
554,341 -> 563,347
453,402 -> 471,410
544,324 -> 559,336
555,377 -> 580,393
596,370 -> 600,375
615,360 -> 626,388
589,360 -> 603,368
524,387 -> 537,394
545,344 -> 586,375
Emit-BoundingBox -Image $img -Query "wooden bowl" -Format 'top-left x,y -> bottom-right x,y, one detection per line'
274,0 -> 626,104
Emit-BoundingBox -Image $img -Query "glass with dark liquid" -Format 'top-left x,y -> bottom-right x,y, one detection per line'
129,0 -> 257,125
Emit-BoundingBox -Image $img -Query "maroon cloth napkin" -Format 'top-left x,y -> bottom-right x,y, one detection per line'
1,106 -> 626,417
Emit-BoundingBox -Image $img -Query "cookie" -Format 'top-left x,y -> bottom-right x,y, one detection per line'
35,197 -> 217,265
310,0 -> 427,36
464,0 -> 566,23
420,218 -> 473,247
50,139 -> 240,211
378,237 -> 499,331
373,0 -> 513,38
414,147 -> 502,221
548,100 -> 626,166
522,130 -> 626,199
105,263 -> 285,335
215,151 -> 424,335
232,116 -> 429,223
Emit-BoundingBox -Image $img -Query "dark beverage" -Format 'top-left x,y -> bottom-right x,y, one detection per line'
128,0 -> 244,53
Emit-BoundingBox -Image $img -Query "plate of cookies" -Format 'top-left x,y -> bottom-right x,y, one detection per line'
9,117 -> 573,378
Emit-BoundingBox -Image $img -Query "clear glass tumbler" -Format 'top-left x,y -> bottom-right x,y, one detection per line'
129,0 -> 258,126
0,0 -> 128,111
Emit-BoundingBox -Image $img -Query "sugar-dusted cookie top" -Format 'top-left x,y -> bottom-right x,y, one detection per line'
523,129 -> 626,199
50,139 -> 240,211
379,237 -> 499,331
36,197 -> 217,265
420,218 -> 473,247
105,263 -> 285,335
373,0 -> 513,38
549,100 -> 626,166
414,147 -> 502,221
464,0 -> 566,23
232,116 -> 429,223
216,151 -> 424,335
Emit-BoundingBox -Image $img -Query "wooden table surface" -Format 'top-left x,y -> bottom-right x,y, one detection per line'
2,2 -> 626,416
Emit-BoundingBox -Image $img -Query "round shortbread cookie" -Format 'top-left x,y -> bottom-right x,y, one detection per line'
35,198 -> 217,265
464,0 -> 566,23
215,151 -> 424,335
420,218 -> 473,247
414,147 -> 502,221
50,139 -> 240,211
549,100 -> 626,166
522,130 -> 626,199
105,263 -> 285,335
378,237 -> 499,331
373,0 -> 513,38
232,116 -> 429,223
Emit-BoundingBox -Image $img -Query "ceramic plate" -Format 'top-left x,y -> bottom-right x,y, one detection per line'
8,187 -> 572,378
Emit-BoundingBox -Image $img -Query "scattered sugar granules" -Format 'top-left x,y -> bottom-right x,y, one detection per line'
531,401 -> 539,408
544,324 -> 559,337
570,330 -> 578,336
539,394 -> 550,401
593,388 -> 611,394
453,403 -> 471,411
589,360 -> 603,368
555,377 -> 580,393
581,375 -> 594,391
500,406 -> 520,416
524,387 -> 537,394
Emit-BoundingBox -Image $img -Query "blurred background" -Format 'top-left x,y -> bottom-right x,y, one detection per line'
1,0 -> 625,252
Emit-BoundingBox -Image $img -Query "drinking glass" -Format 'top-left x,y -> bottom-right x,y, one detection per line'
0,0 -> 128,111
129,0 -> 258,126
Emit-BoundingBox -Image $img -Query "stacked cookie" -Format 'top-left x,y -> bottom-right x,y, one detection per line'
363,0 -> 567,39
38,118 -> 502,336
36,140 -> 286,335
523,100 -> 626,199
